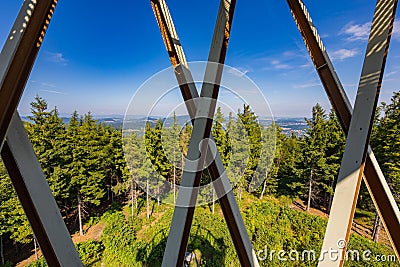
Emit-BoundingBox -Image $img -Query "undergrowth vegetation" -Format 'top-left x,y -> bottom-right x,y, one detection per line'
26,194 -> 398,267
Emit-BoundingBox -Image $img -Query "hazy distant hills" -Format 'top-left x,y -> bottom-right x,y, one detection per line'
21,115 -> 308,136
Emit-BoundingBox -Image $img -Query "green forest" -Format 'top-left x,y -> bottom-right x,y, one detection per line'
0,91 -> 400,266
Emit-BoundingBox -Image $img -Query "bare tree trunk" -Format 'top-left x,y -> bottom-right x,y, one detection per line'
307,169 -> 313,213
157,184 -> 160,206
110,176 -> 114,203
173,147 -> 176,203
1,235 -> 4,265
372,211 -> 381,242
212,189 -> 215,214
260,170 -> 268,200
34,237 -> 38,260
131,179 -> 134,217
327,194 -> 333,214
173,165 -> 176,204
135,188 -> 138,211
146,179 -> 150,219
78,192 -> 84,236
327,180 -> 334,214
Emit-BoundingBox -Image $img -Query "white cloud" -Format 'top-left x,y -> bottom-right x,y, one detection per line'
270,60 -> 291,70
384,71 -> 397,78
340,22 -> 371,41
282,51 -> 296,57
340,19 -> 400,42
293,82 -> 320,89
393,19 -> 400,41
331,48 -> 359,61
41,82 -> 56,88
46,52 -> 68,65
40,89 -> 67,95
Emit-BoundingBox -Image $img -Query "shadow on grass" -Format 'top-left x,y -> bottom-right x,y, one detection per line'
137,227 -> 227,266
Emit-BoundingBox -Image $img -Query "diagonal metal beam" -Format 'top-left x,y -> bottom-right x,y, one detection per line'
151,0 -> 259,266
319,0 -> 398,265
1,0 -> 57,147
286,0 -> 400,261
0,0 -> 83,265
160,0 -> 236,264
151,1 -> 259,266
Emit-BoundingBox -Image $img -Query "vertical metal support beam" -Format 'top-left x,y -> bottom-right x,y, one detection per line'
318,0 -> 398,266
151,1 -> 259,266
0,0 -> 83,265
1,113 -> 83,267
286,0 -> 400,260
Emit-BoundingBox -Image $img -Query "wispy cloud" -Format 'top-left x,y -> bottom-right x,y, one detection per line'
293,82 -> 320,89
46,52 -> 68,65
40,89 -> 68,95
282,51 -> 296,57
331,48 -> 359,61
270,60 -> 291,70
41,82 -> 56,88
393,19 -> 400,41
384,71 -> 397,78
340,22 -> 371,41
299,62 -> 313,68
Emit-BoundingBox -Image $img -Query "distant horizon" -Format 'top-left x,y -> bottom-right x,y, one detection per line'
3,0 -> 399,120
18,111 -> 310,120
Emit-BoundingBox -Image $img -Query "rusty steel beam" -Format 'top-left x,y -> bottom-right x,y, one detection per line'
286,0 -> 400,262
151,0 -> 260,266
0,0 -> 83,265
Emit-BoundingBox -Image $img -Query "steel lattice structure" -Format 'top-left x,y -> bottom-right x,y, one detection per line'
0,0 -> 398,266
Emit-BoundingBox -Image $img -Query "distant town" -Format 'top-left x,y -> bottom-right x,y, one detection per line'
22,115 -> 308,136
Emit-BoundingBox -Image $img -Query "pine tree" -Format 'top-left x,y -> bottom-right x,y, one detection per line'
237,105 -> 262,190
370,91 -> 400,241
371,91 -> 400,202
161,113 -> 182,202
0,162 -> 33,250
258,123 -> 283,199
66,113 -> 107,235
302,104 -> 330,212
324,110 -> 345,213
212,107 -> 231,167
0,162 -> 13,265
280,133 -> 303,196
227,111 -> 249,199
25,96 -> 70,203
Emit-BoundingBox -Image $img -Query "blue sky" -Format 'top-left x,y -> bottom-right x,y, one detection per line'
0,0 -> 399,117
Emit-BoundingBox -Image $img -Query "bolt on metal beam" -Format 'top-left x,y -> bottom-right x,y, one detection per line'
150,1 -> 259,266
317,0 -> 398,265
0,0 -> 83,265
286,0 -> 400,262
